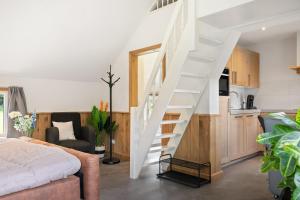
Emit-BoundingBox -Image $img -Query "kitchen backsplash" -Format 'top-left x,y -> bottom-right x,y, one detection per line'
230,86 -> 258,109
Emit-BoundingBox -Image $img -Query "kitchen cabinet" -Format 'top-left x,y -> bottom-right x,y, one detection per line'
220,97 -> 230,164
228,115 -> 245,161
248,51 -> 260,88
226,47 -> 260,88
228,113 -> 260,162
245,114 -> 259,155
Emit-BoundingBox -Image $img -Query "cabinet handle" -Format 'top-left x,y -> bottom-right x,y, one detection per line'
232,71 -> 237,84
246,115 -> 254,117
248,74 -> 250,87
235,116 -> 243,118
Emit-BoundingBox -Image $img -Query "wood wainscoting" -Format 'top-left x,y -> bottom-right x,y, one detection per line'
33,112 -> 222,178
161,113 -> 222,181
33,112 -> 130,160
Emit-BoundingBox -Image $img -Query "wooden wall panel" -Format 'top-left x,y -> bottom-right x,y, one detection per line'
111,112 -> 130,159
32,112 -> 130,160
161,113 -> 179,145
32,111 -> 222,177
32,113 -> 51,141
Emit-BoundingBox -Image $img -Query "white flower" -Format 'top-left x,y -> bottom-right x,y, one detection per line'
9,111 -> 22,119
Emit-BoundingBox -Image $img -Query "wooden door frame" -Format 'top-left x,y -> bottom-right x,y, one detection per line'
129,44 -> 166,109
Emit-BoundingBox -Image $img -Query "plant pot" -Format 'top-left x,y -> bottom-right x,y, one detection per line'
95,146 -> 105,159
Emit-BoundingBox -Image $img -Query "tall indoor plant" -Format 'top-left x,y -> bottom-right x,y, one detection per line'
87,101 -> 119,158
257,109 -> 300,200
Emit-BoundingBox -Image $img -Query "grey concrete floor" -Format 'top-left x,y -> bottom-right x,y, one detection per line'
100,156 -> 273,200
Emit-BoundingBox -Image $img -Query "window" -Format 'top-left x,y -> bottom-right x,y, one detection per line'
0,91 -> 8,137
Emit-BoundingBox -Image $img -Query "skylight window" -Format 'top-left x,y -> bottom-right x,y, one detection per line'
150,0 -> 178,12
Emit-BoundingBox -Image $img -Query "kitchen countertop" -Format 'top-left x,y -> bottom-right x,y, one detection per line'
260,109 -> 298,114
230,109 -> 261,115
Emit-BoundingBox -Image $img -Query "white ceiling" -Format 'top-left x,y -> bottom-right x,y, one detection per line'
239,20 -> 300,46
0,0 -> 152,82
200,0 -> 300,45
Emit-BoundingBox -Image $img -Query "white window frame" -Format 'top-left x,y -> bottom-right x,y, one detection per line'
0,91 -> 8,138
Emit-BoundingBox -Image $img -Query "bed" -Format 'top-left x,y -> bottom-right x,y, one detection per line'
0,138 -> 100,200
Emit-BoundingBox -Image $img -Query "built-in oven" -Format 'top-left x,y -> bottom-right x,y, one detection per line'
219,69 -> 229,96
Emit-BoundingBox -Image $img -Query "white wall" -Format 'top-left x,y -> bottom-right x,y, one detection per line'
0,4 -> 175,113
0,0 -> 152,82
196,0 -> 253,18
247,36 -> 300,110
112,5 -> 176,112
0,76 -> 106,112
138,52 -> 159,103
298,32 -> 300,65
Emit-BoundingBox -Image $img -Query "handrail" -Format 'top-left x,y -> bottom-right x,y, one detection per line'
137,0 -> 187,123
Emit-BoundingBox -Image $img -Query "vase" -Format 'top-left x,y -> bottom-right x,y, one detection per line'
95,146 -> 105,159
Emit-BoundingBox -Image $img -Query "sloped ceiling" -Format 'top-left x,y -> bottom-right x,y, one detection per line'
0,0 -> 152,81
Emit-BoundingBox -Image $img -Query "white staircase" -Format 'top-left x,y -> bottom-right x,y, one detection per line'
130,0 -> 241,179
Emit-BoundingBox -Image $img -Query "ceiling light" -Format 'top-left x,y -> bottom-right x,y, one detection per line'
261,27 -> 266,31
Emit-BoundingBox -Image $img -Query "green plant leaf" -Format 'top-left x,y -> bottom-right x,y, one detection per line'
270,112 -> 300,129
257,124 -> 296,145
294,169 -> 300,188
277,132 -> 300,148
261,155 -> 276,173
279,151 -> 297,177
293,187 -> 300,200
296,109 -> 300,124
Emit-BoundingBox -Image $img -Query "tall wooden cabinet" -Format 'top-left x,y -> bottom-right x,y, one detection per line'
220,97 -> 229,164
229,115 -> 245,161
227,47 -> 260,88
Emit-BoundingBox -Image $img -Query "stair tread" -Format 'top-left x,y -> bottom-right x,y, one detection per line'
181,72 -> 205,79
174,89 -> 201,94
167,105 -> 193,109
160,119 -> 187,124
156,133 -> 180,139
188,54 -> 216,63
149,145 -> 175,153
198,34 -> 223,46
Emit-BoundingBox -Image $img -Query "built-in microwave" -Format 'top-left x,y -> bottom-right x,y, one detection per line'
219,69 -> 229,96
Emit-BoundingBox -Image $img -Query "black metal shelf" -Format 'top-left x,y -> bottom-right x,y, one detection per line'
157,154 -> 211,188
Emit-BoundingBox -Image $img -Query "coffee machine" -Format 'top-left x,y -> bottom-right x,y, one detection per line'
246,95 -> 255,109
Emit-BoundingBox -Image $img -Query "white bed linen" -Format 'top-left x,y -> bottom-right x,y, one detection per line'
0,138 -> 81,196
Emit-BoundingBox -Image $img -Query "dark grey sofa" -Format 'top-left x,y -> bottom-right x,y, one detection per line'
46,112 -> 96,154
258,115 -> 284,199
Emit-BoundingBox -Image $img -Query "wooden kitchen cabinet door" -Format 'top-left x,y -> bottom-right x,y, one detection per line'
229,115 -> 245,161
249,51 -> 260,88
245,114 -> 259,154
220,97 -> 230,164
233,47 -> 250,86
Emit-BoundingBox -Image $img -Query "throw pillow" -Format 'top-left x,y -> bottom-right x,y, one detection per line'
53,121 -> 76,141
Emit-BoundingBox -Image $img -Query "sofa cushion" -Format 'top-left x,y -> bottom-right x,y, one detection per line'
51,113 -> 82,139
53,121 -> 76,141
59,140 -> 91,153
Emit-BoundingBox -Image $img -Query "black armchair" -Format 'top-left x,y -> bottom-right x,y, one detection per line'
46,112 -> 96,154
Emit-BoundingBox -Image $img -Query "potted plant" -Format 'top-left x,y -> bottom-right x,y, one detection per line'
87,103 -> 108,158
9,111 -> 36,138
257,109 -> 300,200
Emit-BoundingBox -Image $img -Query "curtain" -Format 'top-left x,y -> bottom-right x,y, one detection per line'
7,87 -> 28,138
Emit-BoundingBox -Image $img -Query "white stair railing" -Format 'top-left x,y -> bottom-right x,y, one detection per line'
138,0 -> 188,130
130,0 -> 195,179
